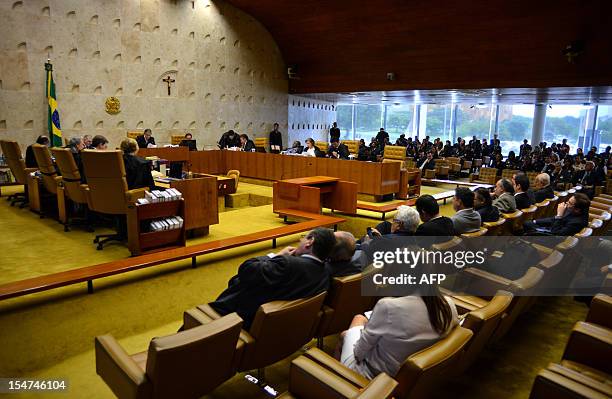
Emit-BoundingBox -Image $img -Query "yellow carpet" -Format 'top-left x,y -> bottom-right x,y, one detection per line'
0,184 -> 588,398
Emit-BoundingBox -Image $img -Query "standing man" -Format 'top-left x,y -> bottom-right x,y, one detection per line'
269,122 -> 283,153
136,128 -> 156,149
330,122 -> 341,143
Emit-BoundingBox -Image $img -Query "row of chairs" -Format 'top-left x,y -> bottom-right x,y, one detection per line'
530,292 -> 612,398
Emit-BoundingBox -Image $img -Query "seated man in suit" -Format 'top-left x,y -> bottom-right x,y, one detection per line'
209,227 -> 336,329
415,194 -> 455,237
474,187 -> 500,223
120,138 -> 155,190
533,173 -> 555,203
25,135 -> 50,168
239,134 -> 256,152
451,187 -> 481,234
492,178 -> 517,213
136,128 -> 156,149
524,193 -> 590,236
417,151 -> 436,176
285,140 -> 303,154
327,139 -> 350,159
325,231 -> 367,278
512,172 -> 533,209
573,161 -> 601,198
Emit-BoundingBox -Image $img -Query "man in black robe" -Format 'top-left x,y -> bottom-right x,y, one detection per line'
269,122 -> 283,153
210,227 -> 336,329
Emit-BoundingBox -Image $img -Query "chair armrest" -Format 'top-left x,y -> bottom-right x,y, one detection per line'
182,308 -> 215,330
586,294 -> 612,330
94,335 -> 151,399
24,167 -> 38,174
125,188 -> 146,203
303,347 -> 370,388
530,369 -> 608,399
286,356 -> 362,399
562,321 -> 612,375
356,373 -> 398,399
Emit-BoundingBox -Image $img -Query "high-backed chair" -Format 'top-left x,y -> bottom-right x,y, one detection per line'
170,134 -> 184,145
304,326 -> 473,399
277,353 -> 398,399
545,195 -> 559,218
517,205 -> 537,233
0,140 -> 36,207
470,167 -> 497,185
227,169 -> 240,190
483,218 -> 506,236
456,291 -> 513,374
31,144 -> 61,217
315,141 -> 329,153
315,272 -> 376,347
533,200 -> 550,220
81,150 -> 146,249
382,145 -> 407,168
184,292 -> 327,381
127,130 -> 142,139
341,140 -> 359,156
51,147 -> 91,231
501,169 -> 514,180
530,366 -> 612,399
95,313 -> 243,399
589,208 -> 611,232
445,157 -> 461,177
500,210 -> 523,235
254,137 -> 269,151
585,294 -> 612,330
434,159 -> 450,178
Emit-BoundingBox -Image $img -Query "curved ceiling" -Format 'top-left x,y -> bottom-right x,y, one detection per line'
225,0 -> 612,95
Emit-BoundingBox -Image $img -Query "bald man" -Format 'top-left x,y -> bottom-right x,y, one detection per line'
533,173 -> 555,203
325,231 -> 367,277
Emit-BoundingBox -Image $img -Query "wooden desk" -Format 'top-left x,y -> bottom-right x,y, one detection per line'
273,176 -> 357,214
137,147 -> 190,162
154,175 -> 219,236
193,173 -> 236,196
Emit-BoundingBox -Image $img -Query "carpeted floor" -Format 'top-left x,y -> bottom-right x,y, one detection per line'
0,183 -> 588,398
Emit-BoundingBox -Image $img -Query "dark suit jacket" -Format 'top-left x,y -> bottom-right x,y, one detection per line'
417,158 -> 436,170
415,216 -> 455,237
476,205 -> 500,223
269,130 -> 282,149
136,135 -> 155,149
210,255 -> 330,329
123,154 -> 155,190
574,170 -> 600,186
549,213 -> 589,236
242,139 -> 256,152
327,144 -> 349,159
514,192 -> 533,210
329,127 -> 341,142
25,145 -> 38,168
534,185 -> 555,203
325,259 -> 362,278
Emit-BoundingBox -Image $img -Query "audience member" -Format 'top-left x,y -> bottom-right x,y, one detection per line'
91,135 -> 108,150
512,173 -> 533,209
451,187 -> 481,233
414,195 -> 455,237
492,178 -> 517,213
473,188 -> 500,223
524,193 -> 590,236
210,227 -> 336,329
82,134 -> 93,149
325,231 -> 367,277
533,173 -> 555,203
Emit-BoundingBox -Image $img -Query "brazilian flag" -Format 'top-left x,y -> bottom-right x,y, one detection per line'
45,61 -> 63,147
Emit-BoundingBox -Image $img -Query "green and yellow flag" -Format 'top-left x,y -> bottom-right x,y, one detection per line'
45,61 -> 62,147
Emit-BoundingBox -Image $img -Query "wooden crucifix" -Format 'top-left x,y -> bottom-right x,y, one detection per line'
162,75 -> 175,96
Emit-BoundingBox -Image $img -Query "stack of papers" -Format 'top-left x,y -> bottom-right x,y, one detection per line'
137,189 -> 183,205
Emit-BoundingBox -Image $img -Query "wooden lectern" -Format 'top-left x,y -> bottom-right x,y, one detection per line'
273,176 -> 357,214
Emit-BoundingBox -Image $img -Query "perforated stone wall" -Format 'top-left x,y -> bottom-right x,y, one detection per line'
288,95 -> 336,145
0,0 -> 288,151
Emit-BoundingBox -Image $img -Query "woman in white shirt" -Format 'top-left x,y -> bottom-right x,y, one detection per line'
304,138 -> 320,157
338,283 -> 458,379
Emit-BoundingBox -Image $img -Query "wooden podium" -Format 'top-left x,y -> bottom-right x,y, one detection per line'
273,176 -> 357,214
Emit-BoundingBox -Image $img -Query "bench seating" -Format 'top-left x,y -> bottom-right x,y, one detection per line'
0,210 -> 345,301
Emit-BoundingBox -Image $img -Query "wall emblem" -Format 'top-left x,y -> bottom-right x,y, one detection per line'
105,96 -> 121,114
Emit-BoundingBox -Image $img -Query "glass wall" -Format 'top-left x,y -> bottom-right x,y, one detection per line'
354,104 -> 383,140
422,104 -> 453,142
455,104 -> 495,142
497,105 -> 534,155
385,104 -> 414,143
595,105 -> 612,152
335,104 -> 353,140
543,105 -> 585,149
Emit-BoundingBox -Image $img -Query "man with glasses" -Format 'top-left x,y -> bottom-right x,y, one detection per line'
208,227 -> 336,329
524,193 -> 590,236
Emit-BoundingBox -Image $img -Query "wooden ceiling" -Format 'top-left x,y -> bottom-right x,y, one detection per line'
224,0 -> 612,96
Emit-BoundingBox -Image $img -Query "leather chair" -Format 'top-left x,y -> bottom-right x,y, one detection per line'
533,200 -> 550,220
81,150 -> 146,249
456,291 -> 513,374
254,137 -> 269,151
0,140 -> 36,207
170,134 -> 184,145
341,140 -> 359,156
555,191 -> 569,204
545,195 -> 559,218
501,169 -> 514,180
500,210 -> 523,235
51,147 -> 91,231
585,294 -> 612,330
227,169 -> 240,189
95,313 -> 243,399
127,130 -> 142,139
316,141 -> 329,152
530,366 -> 611,399
483,218 -> 506,236
561,321 -> 612,377
183,292 -> 327,380
382,145 -> 407,168
461,227 -> 488,239
31,144 -> 61,217
315,272 -> 377,347
404,159 -> 416,169
303,326 -> 473,399
445,157 -> 461,177
277,353 -> 398,399
470,167 -> 497,185
434,159 -> 449,179
589,208 -> 611,233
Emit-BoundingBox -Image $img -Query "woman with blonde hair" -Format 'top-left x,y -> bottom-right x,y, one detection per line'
120,138 -> 154,190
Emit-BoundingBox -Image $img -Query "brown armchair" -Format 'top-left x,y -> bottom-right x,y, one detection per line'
31,144 -> 61,218
483,218 -> 506,236
303,326 -> 473,399
470,167 -> 497,185
184,292 -> 327,383
382,145 -> 407,168
95,313 -> 243,399
277,352 -> 398,399
81,150 -> 146,250
51,147 -> 91,231
0,140 -> 36,207
227,169 -> 240,189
